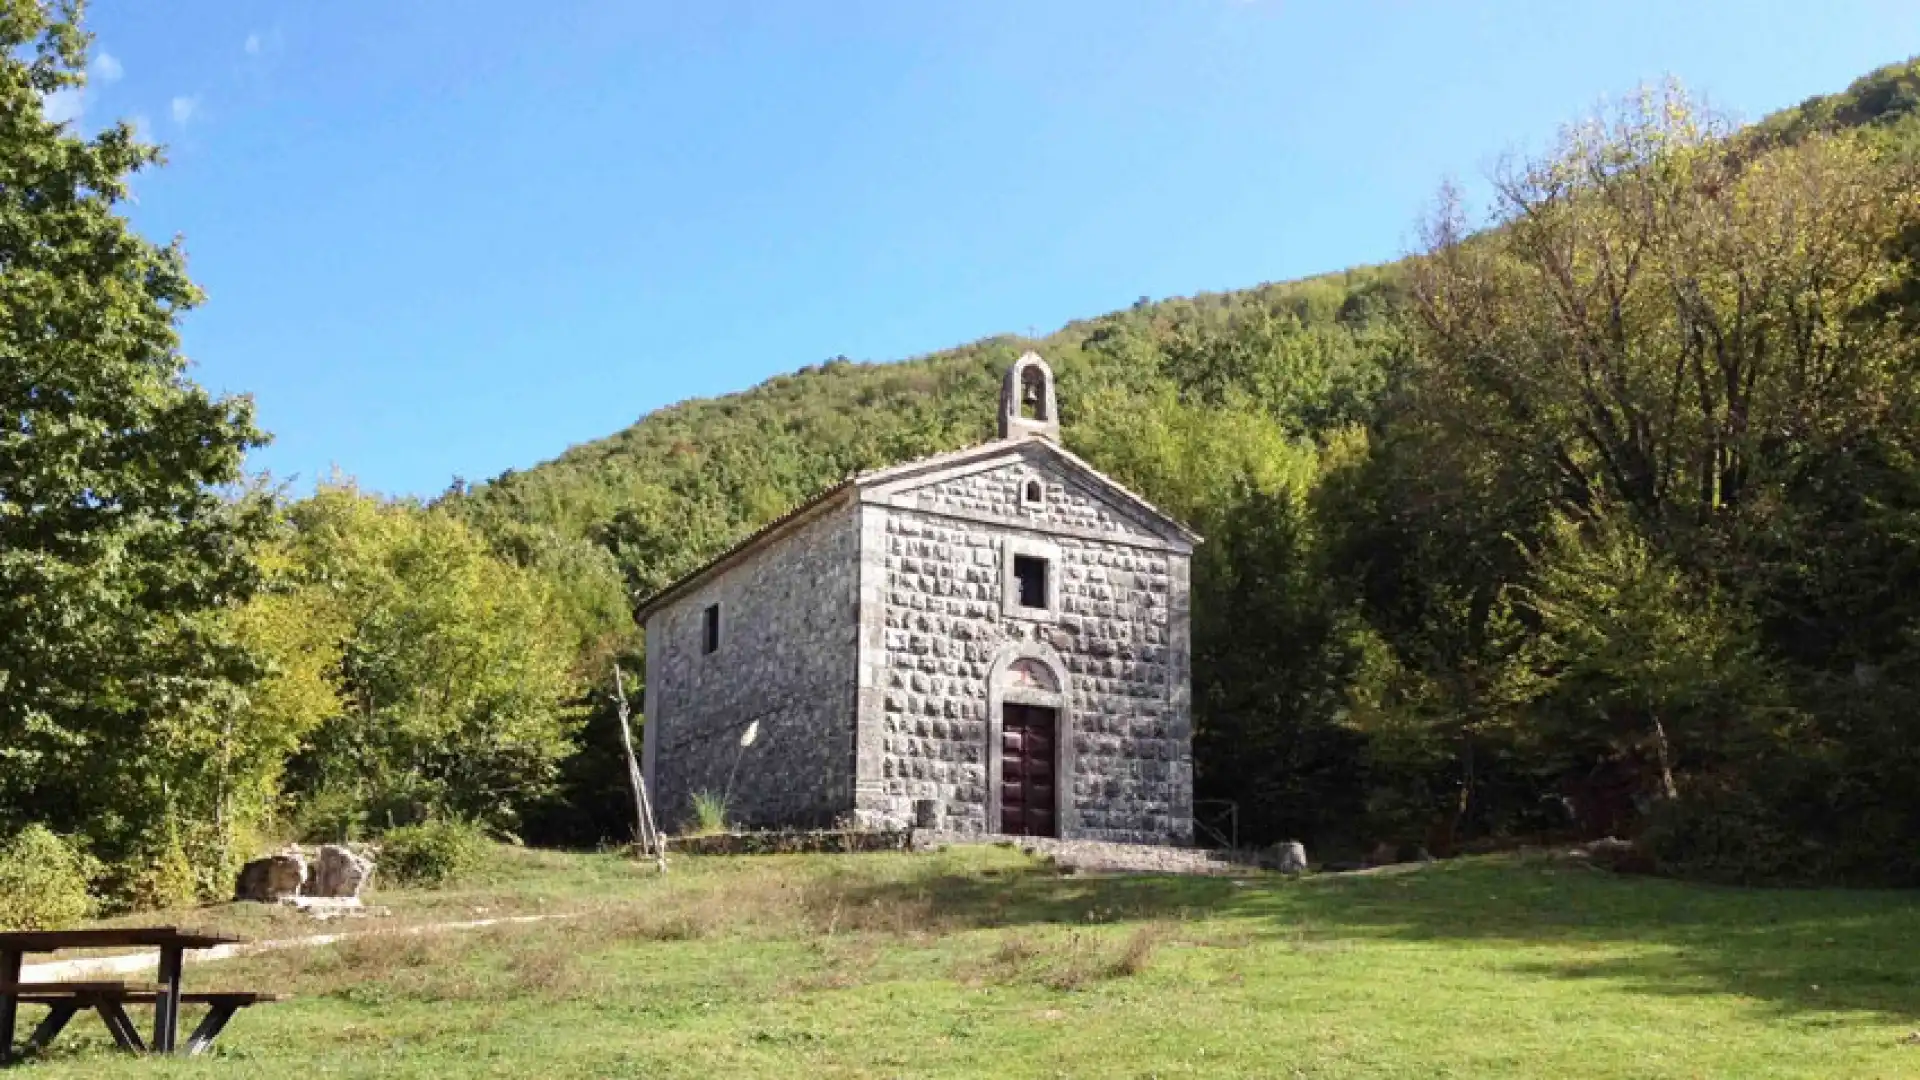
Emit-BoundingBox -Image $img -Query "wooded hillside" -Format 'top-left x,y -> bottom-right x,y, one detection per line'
448,59 -> 1920,882
3,0 -> 1915,924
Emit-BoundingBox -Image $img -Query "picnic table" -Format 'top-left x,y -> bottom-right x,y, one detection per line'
0,927 -> 285,1063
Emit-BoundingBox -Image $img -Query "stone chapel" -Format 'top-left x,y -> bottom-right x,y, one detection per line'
638,353 -> 1197,845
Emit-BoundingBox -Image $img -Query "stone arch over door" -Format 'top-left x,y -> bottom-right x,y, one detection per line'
985,643 -> 1073,836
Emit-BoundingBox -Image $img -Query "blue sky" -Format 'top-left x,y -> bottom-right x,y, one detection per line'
65,1 -> 1920,497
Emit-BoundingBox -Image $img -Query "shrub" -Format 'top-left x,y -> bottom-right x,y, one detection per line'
689,792 -> 730,836
292,786 -> 371,845
0,826 -> 98,930
125,829 -> 201,912
379,818 -> 491,888
1640,783 -> 1831,885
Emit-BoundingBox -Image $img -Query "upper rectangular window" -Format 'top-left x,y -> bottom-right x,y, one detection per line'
1013,555 -> 1048,610
702,603 -> 721,655
1001,537 -> 1061,622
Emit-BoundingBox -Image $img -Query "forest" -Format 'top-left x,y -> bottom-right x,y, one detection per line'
4,0 -> 1919,925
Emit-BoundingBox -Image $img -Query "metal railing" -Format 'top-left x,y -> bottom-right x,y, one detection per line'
1191,798 -> 1238,851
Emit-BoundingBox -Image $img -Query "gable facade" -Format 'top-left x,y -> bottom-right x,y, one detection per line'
641,355 -> 1195,846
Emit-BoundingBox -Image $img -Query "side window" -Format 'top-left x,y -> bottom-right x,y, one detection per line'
702,603 -> 721,655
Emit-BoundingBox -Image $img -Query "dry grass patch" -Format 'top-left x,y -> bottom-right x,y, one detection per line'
497,929 -> 596,1000
287,930 -> 483,1003
799,881 -> 951,938
1111,922 -> 1165,976
961,922 -> 1172,991
783,939 -> 885,994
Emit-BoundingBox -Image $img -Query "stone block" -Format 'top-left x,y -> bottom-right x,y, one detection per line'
1270,841 -> 1309,874
311,844 -> 375,898
235,852 -> 306,902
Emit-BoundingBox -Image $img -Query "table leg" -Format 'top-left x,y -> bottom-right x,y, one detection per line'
24,1000 -> 81,1054
0,947 -> 20,1065
185,1003 -> 240,1057
93,1000 -> 146,1053
153,945 -> 183,1054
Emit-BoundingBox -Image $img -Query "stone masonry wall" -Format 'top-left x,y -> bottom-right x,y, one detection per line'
855,454 -> 1193,845
901,457 -> 1161,539
643,502 -> 861,832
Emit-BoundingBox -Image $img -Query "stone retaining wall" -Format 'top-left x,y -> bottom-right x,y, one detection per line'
666,829 -> 912,856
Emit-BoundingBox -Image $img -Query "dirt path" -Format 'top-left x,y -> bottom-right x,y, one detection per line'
19,913 -> 573,982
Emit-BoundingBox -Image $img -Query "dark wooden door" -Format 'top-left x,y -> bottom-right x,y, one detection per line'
1000,704 -> 1058,837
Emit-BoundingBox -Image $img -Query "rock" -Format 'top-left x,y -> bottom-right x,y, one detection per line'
286,895 -> 366,919
309,844 -> 375,899
1270,841 -> 1308,874
234,852 -> 306,902
1569,836 -> 1655,875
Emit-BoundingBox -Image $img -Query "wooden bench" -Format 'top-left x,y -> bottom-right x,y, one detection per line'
1,981 -> 285,1058
1,928 -> 279,1063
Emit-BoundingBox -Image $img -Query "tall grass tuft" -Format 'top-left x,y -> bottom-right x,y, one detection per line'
689,791 -> 731,836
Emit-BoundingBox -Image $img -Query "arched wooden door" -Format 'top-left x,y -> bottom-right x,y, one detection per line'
999,703 -> 1059,837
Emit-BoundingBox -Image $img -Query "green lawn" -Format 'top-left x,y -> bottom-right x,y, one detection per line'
13,845 -> 1920,1078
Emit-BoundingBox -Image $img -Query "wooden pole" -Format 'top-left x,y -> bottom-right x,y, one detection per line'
612,664 -> 666,872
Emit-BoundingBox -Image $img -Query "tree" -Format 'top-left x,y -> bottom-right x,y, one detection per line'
1517,510 -> 1782,809
1395,82 -> 1920,867
1411,84 -> 1917,538
275,487 -> 583,836
0,1 -> 271,871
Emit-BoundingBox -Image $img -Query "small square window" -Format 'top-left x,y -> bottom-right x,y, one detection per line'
702,604 -> 721,654
1012,555 -> 1048,610
1001,538 -> 1061,622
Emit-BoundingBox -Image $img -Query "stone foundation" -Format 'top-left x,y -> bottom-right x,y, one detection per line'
665,829 -> 912,856
911,831 -> 1254,876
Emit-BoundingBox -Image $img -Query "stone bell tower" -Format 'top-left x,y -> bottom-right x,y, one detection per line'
998,351 -> 1059,442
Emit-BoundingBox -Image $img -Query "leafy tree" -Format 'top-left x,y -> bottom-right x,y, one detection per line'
1188,482 -> 1371,849
1411,84 -> 1917,537
0,1 -> 270,872
1517,510 -> 1784,807
274,487 -> 583,836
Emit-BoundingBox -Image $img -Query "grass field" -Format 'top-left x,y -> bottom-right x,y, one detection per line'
12,845 -> 1920,1078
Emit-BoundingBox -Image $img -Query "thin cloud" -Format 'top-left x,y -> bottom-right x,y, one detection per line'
93,52 -> 123,83
43,88 -> 83,125
243,28 -> 283,58
170,95 -> 198,125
